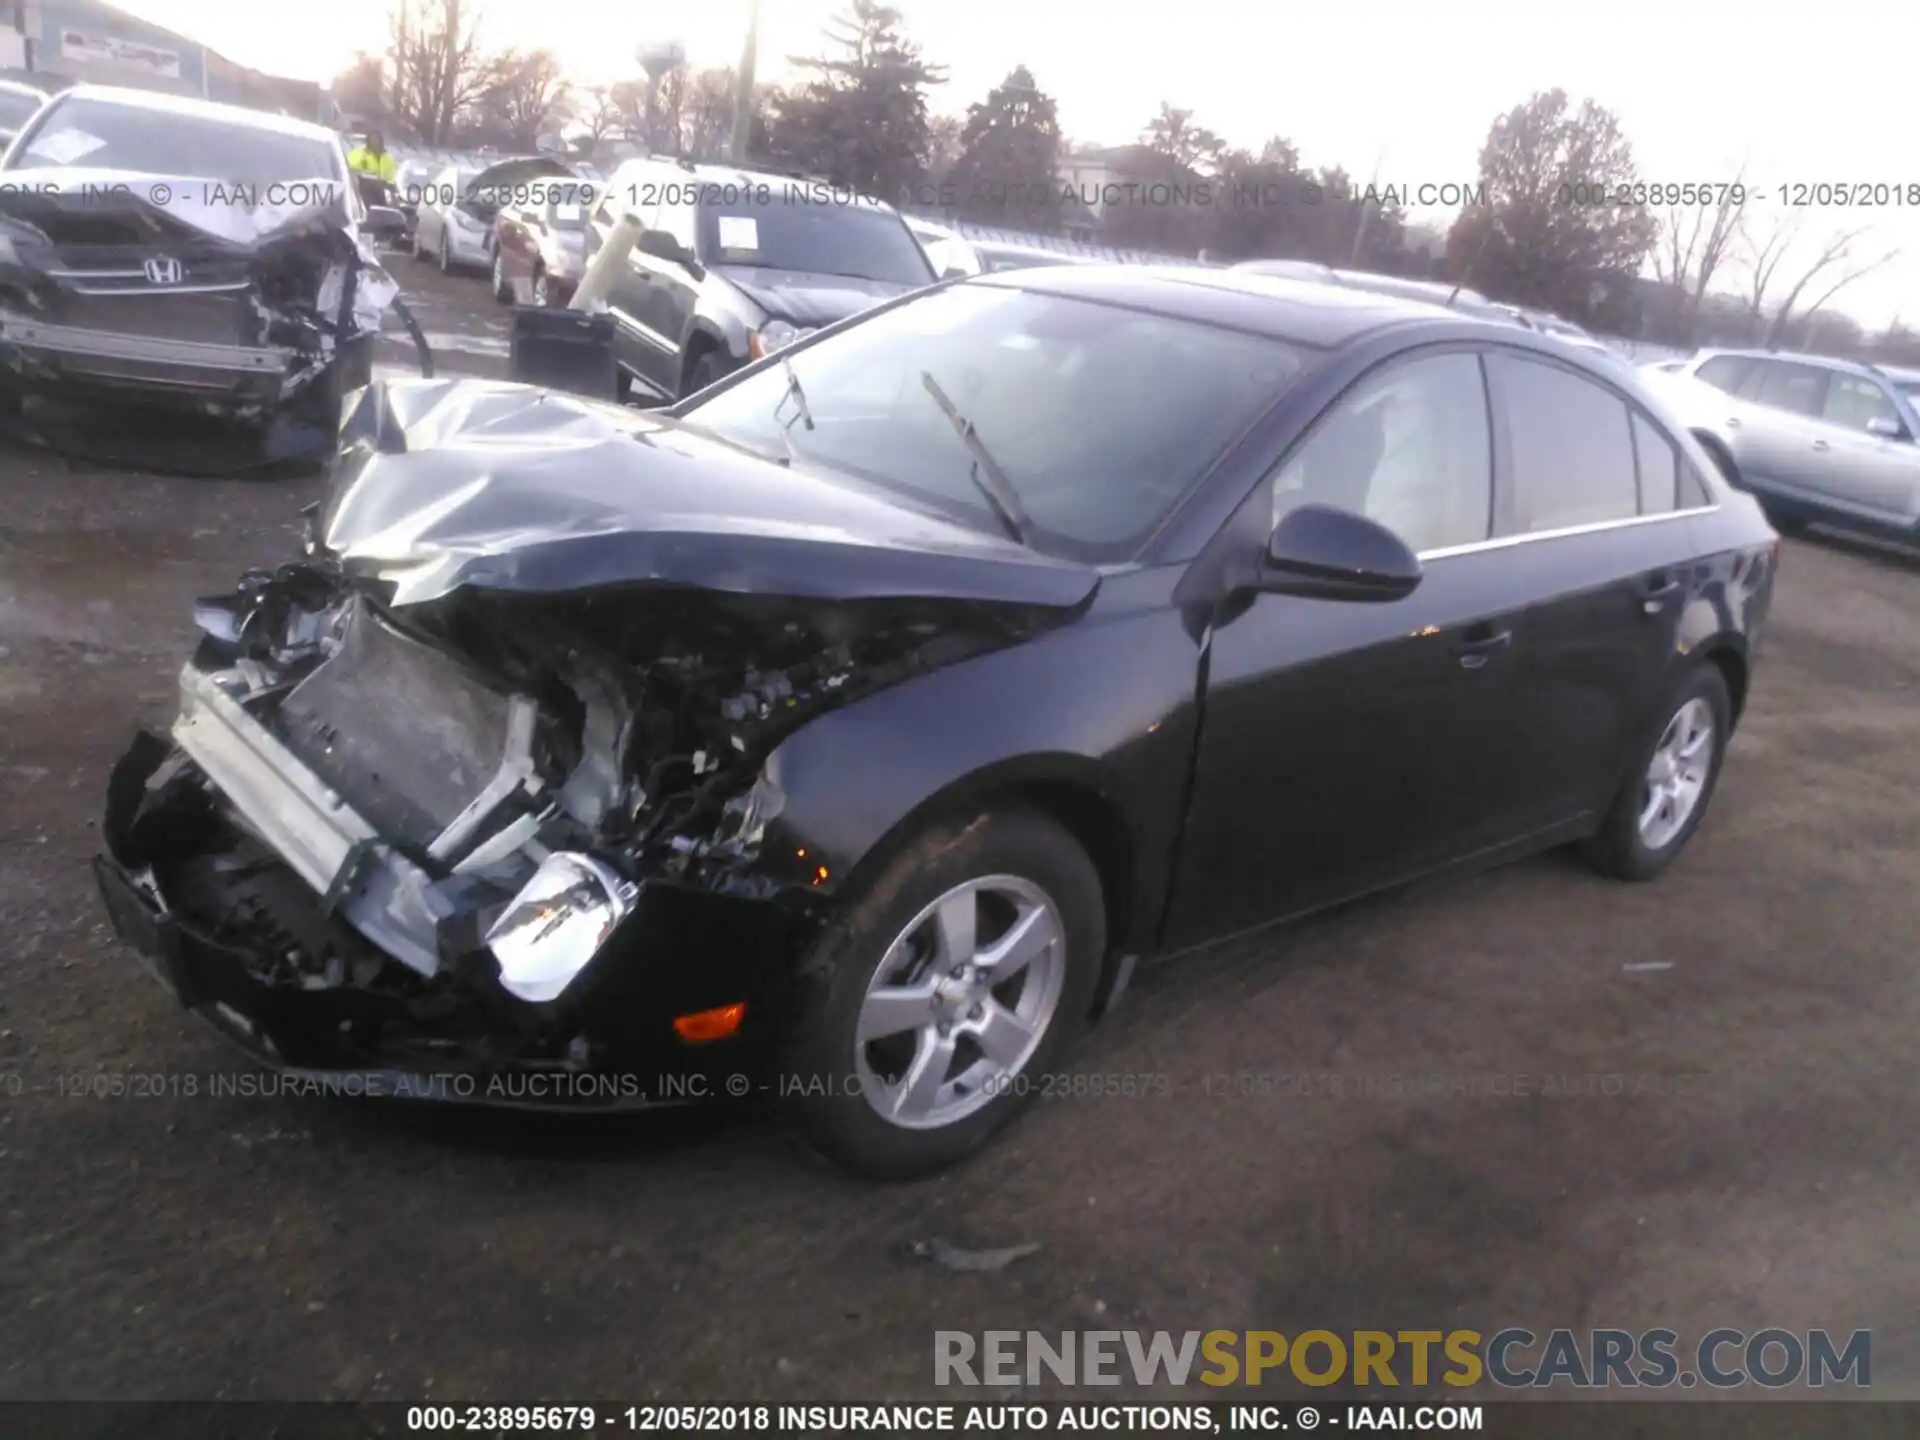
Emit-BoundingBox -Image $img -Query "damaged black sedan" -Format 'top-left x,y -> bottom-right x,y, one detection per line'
0,84 -> 405,463
95,267 -> 1779,1177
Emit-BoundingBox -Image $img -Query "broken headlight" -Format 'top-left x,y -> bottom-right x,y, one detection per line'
485,852 -> 638,1004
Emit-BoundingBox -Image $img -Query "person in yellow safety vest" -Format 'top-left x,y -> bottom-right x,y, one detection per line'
346,130 -> 397,184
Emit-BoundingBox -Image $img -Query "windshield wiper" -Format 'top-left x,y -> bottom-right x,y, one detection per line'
770,354 -> 814,465
919,371 -> 1033,547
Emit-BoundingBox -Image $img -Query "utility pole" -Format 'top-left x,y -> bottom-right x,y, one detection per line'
728,0 -> 761,164
1347,147 -> 1384,266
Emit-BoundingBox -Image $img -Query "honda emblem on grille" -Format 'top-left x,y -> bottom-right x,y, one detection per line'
143,256 -> 184,285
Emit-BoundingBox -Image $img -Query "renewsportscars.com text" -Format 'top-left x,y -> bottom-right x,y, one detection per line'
935,1328 -> 1870,1389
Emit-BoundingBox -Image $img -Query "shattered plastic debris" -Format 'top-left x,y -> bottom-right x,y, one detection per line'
908,1238 -> 1043,1272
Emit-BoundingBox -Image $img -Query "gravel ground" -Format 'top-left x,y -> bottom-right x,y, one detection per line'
1,256 -> 1916,1406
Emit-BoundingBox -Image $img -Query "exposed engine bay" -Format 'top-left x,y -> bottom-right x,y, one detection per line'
102,559 -> 1043,1080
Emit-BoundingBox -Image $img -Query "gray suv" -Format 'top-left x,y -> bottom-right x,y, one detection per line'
1651,348 -> 1920,539
587,159 -> 936,403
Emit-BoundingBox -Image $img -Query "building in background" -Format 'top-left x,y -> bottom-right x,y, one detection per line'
3,0 -> 321,119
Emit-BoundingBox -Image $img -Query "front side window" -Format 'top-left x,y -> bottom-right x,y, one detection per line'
0,90 -> 43,132
1694,355 -> 1755,394
1821,374 -> 1900,433
1491,353 -> 1639,534
10,98 -> 339,183
1270,351 -> 1493,554
675,283 -> 1306,562
1743,360 -> 1828,417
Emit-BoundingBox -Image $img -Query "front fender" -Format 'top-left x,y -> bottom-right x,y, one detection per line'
752,588 -> 1203,955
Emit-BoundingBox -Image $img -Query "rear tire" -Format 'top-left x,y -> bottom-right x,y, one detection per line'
438,230 -> 452,274
1584,664 -> 1732,882
780,808 -> 1105,1180
490,252 -> 511,304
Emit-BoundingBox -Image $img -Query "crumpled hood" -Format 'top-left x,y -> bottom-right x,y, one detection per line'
0,167 -> 397,331
718,265 -> 920,327
321,377 -> 1101,611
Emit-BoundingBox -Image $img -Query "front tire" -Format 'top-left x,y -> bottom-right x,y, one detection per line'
780,809 -> 1105,1179
681,349 -> 733,399
1585,664 -> 1732,882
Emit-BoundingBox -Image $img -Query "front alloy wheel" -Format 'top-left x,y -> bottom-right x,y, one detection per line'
1638,697 -> 1714,850
854,875 -> 1067,1130
781,809 -> 1105,1178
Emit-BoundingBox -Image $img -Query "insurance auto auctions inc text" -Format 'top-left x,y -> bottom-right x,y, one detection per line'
936,1328 -> 1870,1390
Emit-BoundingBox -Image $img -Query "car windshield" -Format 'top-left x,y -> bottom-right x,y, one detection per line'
8,98 -> 340,183
675,282 -> 1307,562
699,194 -> 934,286
0,90 -> 42,130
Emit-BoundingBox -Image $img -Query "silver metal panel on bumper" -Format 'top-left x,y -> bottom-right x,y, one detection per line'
170,664 -> 446,976
0,316 -> 291,381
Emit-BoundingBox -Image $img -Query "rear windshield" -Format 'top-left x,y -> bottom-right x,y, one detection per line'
698,195 -> 934,287
8,97 -> 341,184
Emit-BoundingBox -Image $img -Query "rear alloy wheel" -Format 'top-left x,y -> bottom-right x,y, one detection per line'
490,252 -> 511,304
1585,664 -> 1732,881
439,230 -> 452,274
531,267 -> 551,308
781,809 -> 1105,1179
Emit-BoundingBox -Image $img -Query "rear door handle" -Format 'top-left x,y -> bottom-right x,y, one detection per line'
1641,570 -> 1681,614
1726,416 -> 1742,428
1811,438 -> 1831,451
1452,625 -> 1513,669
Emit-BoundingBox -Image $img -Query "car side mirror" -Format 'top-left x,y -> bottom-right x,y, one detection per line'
362,204 -> 406,237
941,265 -> 970,281
1260,504 -> 1422,603
637,228 -> 701,275
1865,414 -> 1906,440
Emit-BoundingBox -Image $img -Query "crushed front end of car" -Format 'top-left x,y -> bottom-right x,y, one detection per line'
94,377 -> 1096,1105
0,172 -> 396,463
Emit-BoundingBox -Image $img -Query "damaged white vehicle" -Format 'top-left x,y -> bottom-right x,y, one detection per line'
0,84 -> 407,461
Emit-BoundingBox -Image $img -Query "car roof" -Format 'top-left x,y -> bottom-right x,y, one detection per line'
979,263 -> 1520,349
49,84 -> 338,143
1693,347 -> 1887,382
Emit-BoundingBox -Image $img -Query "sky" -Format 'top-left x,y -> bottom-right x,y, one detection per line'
118,0 -> 1920,327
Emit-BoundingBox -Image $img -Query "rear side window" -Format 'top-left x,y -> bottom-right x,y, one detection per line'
1630,411 -> 1680,515
1491,354 -> 1639,534
1694,356 -> 1754,394
1744,360 -> 1828,417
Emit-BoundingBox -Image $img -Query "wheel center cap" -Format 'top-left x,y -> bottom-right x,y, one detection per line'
935,974 -> 974,1010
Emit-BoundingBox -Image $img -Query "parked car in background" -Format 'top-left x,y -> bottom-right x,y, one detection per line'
1232,258 -> 1339,283
0,78 -> 52,149
0,84 -> 405,462
1643,348 -> 1920,540
905,215 -> 981,278
96,265 -> 1777,1178
491,178 -> 598,307
392,157 -> 439,238
412,155 -> 574,274
971,240 -> 1092,273
587,159 -> 936,402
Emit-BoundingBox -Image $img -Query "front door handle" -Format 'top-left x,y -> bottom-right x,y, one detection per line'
1452,625 -> 1513,670
1811,438 -> 1831,452
1726,416 -> 1742,428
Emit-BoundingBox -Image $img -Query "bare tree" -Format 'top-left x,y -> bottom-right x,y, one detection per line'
574,85 -> 626,147
679,67 -> 740,160
1651,169 -> 1748,339
475,48 -> 567,149
1743,218 -> 1900,347
387,0 -> 502,145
